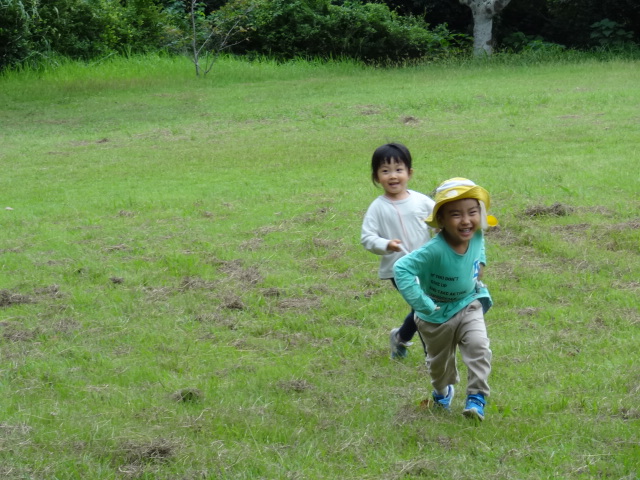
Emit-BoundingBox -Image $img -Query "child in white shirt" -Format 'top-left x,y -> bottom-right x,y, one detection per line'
361,143 -> 435,359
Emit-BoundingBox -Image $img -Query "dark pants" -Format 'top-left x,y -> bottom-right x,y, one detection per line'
390,278 -> 427,355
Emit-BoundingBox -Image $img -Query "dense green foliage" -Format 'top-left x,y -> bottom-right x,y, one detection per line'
386,0 -> 640,49
500,0 -> 640,50
1,0 -> 639,70
0,0 -> 177,68
215,0 -> 466,62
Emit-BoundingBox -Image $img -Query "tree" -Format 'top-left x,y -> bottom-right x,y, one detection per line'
188,0 -> 250,76
458,0 -> 511,55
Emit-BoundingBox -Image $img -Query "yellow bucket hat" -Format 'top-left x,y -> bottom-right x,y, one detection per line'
425,177 -> 491,228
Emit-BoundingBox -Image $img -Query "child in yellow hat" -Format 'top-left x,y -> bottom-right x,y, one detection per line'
393,177 -> 494,420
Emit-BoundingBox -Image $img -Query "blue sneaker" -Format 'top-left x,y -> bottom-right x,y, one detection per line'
389,328 -> 412,359
432,385 -> 454,410
463,394 -> 486,421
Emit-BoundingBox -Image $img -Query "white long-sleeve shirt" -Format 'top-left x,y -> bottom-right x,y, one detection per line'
361,190 -> 435,279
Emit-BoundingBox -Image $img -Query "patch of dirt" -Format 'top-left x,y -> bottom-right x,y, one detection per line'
618,407 -> 640,420
619,308 -> 640,326
0,422 -> 33,435
122,438 -> 177,465
390,458 -> 436,479
0,290 -> 33,307
312,237 -> 332,249
295,207 -> 332,225
353,289 -> 377,300
357,105 -> 380,115
401,115 -> 420,125
524,202 -> 573,217
277,379 -> 313,393
46,317 -> 81,335
393,401 -> 429,425
103,243 -> 131,253
179,276 -> 217,290
194,312 -> 238,329
276,296 -> 321,312
170,387 -> 203,403
0,422 -> 33,457
550,223 -> 590,233
215,260 -> 263,285
222,295 -> 245,310
612,280 -> 640,291
609,220 -> 640,231
2,324 -> 39,342
239,237 -> 264,251
578,205 -> 615,217
143,286 -> 173,301
597,220 -> 640,252
264,331 -> 305,349
256,225 -> 284,235
34,285 -> 63,301
261,287 -> 283,298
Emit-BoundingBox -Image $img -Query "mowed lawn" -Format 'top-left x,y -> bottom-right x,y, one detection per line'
0,55 -> 639,479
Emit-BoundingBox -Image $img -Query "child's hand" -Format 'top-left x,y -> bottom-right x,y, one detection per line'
387,239 -> 403,253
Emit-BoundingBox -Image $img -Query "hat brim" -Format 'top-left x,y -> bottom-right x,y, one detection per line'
425,186 -> 490,228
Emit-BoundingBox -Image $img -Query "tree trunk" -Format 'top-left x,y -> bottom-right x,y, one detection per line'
459,0 -> 512,57
471,7 -> 494,56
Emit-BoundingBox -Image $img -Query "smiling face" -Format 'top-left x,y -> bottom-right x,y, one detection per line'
375,158 -> 412,201
437,198 -> 481,253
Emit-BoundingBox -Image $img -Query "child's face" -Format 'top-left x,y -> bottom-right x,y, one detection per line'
437,198 -> 481,249
375,158 -> 412,200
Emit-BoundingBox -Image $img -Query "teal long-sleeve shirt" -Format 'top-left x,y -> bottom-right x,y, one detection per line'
393,231 -> 492,324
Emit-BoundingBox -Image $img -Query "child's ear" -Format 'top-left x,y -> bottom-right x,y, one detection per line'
408,168 -> 414,178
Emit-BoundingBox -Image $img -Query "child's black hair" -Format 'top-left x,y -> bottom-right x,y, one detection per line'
371,143 -> 412,184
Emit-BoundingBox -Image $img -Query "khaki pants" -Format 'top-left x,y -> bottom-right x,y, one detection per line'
415,300 -> 491,397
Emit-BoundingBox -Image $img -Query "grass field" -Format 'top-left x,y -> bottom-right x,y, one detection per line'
1,54 -> 639,479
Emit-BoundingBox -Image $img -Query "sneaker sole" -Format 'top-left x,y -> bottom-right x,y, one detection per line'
462,407 -> 484,421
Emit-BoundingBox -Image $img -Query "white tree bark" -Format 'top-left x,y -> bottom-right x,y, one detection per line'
458,0 -> 512,56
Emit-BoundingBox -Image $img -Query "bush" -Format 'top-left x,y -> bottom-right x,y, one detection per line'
501,31 -> 565,54
589,18 -> 634,48
0,0 -> 176,70
215,0 -> 467,63
0,0 -> 37,70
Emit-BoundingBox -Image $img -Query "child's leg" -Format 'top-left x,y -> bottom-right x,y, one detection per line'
390,278 -> 425,350
400,310 -> 428,355
415,319 -> 459,393
397,309 -> 416,342
457,301 -> 492,396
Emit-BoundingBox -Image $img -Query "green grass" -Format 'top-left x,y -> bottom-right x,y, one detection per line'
1,54 -> 639,479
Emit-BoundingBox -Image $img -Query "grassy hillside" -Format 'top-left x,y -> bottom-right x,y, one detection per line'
0,54 -> 638,479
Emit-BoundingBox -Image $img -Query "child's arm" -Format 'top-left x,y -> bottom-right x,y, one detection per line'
393,253 -> 438,316
478,233 -> 487,280
387,239 -> 406,253
361,207 -> 400,255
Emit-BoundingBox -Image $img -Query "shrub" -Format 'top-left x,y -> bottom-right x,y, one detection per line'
215,0 -> 466,63
590,18 -> 634,48
0,0 -> 37,70
1,0 -> 176,70
501,31 -> 565,54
